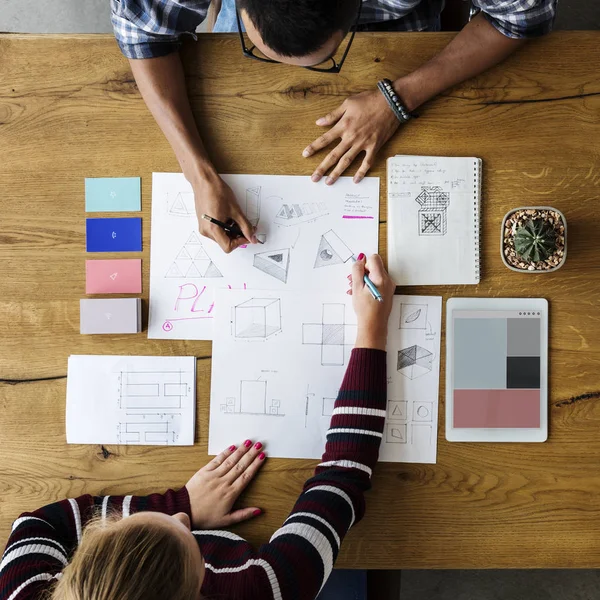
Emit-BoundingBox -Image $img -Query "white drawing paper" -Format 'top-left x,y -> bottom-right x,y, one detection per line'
66,355 -> 196,446
387,155 -> 481,285
149,173 -> 379,340
381,295 -> 442,463
209,290 -> 441,463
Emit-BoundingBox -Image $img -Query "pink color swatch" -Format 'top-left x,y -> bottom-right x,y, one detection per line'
86,259 -> 142,294
454,389 -> 541,428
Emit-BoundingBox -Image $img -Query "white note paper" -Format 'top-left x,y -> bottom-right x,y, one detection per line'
209,291 -> 441,463
149,173 -> 379,340
66,355 -> 196,446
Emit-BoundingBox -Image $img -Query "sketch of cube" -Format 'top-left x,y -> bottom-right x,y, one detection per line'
415,186 -> 450,236
397,345 -> 433,380
235,298 -> 281,339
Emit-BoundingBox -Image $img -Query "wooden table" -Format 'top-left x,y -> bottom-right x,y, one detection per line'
1,32 -> 599,568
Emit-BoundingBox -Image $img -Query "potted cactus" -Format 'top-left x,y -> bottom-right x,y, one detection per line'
501,207 -> 567,272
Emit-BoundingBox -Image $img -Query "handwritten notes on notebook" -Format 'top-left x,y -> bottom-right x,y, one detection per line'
66,356 -> 196,445
149,173 -> 379,340
209,292 -> 441,463
387,156 -> 482,285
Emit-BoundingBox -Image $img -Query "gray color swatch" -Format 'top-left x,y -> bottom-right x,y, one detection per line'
453,318 -> 507,389
507,318 -> 541,357
80,298 -> 141,335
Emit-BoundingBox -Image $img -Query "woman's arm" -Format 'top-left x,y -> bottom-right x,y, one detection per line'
0,489 -> 190,600
198,255 -> 395,600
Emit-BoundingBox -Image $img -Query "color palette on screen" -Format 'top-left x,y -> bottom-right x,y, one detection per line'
452,311 -> 543,429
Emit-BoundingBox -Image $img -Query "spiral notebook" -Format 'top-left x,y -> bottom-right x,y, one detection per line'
387,155 -> 482,285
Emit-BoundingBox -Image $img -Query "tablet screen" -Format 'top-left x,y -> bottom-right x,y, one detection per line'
452,309 -> 543,429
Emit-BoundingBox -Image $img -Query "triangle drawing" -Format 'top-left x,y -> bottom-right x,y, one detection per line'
194,247 -> 210,260
314,235 -> 344,268
166,262 -> 185,278
177,247 -> 192,260
170,195 -> 188,215
253,248 -> 290,283
186,262 -> 204,278
186,231 -> 203,245
204,262 -> 223,278
392,404 -> 403,417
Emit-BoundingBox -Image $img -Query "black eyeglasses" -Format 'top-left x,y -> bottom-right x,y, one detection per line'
236,0 -> 362,74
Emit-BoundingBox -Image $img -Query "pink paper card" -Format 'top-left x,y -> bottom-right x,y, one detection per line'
86,259 -> 142,294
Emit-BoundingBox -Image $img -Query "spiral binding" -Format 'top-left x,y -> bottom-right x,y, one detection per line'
473,159 -> 482,283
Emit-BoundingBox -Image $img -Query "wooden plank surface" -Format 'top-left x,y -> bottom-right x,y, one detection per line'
0,32 -> 599,568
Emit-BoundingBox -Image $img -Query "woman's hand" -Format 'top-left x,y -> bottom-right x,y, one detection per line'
347,253 -> 395,351
185,440 -> 266,529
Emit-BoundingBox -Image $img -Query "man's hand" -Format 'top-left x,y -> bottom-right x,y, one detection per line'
193,174 -> 258,253
185,440 -> 267,529
302,90 -> 399,185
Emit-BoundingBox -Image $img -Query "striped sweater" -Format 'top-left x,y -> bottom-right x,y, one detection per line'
0,348 -> 386,600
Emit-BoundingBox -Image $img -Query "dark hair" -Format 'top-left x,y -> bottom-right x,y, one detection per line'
238,0 -> 359,57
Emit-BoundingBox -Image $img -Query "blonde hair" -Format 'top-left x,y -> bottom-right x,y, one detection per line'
50,514 -> 202,600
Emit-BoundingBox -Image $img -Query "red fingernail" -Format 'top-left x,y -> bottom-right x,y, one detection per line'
228,445 -> 236,452
253,509 -> 262,517
244,439 -> 252,448
259,452 -> 266,460
254,442 -> 262,450
357,253 -> 365,261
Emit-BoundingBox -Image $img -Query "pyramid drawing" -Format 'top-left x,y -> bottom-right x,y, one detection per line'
397,345 -> 433,380
253,248 -> 290,283
314,230 -> 353,268
168,192 -> 195,217
165,233 -> 223,279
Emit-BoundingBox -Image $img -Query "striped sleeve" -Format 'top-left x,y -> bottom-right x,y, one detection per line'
197,348 -> 386,600
0,489 -> 190,600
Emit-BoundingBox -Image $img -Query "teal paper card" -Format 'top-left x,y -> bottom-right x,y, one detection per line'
85,178 -> 141,212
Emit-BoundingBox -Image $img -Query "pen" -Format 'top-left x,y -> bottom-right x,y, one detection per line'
201,214 -> 264,244
351,255 -> 384,303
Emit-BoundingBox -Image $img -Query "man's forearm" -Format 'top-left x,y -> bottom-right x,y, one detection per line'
395,13 -> 527,111
129,53 -> 216,184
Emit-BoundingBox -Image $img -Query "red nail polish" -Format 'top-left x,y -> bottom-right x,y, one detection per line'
254,442 -> 262,450
244,439 -> 252,448
357,253 -> 365,261
259,452 -> 266,460
253,509 -> 262,517
228,445 -> 236,452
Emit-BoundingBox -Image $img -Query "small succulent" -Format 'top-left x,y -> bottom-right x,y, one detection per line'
514,219 -> 557,262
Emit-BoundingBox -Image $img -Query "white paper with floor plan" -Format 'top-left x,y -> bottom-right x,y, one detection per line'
149,173 -> 379,340
66,355 -> 196,446
209,291 -> 441,462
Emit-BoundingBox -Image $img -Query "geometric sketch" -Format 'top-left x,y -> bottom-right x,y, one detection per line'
168,192 -> 195,217
314,230 -> 354,268
253,248 -> 290,283
219,380 -> 284,417
399,303 -> 428,330
415,186 -> 450,236
397,345 -> 433,380
118,413 -> 180,444
116,370 -> 191,410
245,187 -> 261,228
386,423 -> 407,443
387,400 -> 408,420
411,424 -> 433,445
302,303 -> 357,366
322,397 -> 336,417
275,200 -> 328,227
234,298 -> 282,339
165,231 -> 223,278
413,401 -> 433,422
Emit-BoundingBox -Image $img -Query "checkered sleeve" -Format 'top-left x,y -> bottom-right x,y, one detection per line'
474,0 -> 557,38
110,0 -> 211,59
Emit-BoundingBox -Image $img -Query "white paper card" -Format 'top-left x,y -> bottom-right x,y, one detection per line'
149,173 -> 379,340
387,156 -> 481,285
209,291 -> 441,463
66,355 -> 196,445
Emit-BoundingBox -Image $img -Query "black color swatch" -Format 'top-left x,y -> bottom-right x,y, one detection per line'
507,356 -> 541,389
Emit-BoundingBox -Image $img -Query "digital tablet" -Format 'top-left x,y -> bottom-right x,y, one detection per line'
446,298 -> 548,442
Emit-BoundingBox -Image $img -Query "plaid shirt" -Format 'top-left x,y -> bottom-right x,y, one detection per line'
111,0 -> 557,60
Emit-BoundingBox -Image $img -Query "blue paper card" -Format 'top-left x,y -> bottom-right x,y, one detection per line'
85,177 -> 141,212
86,218 -> 142,252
